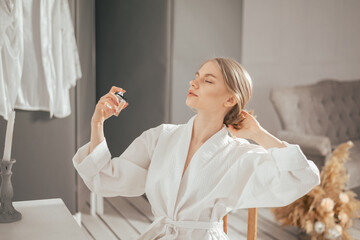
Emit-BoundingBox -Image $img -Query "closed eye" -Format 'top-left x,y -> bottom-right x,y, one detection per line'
205,80 -> 212,83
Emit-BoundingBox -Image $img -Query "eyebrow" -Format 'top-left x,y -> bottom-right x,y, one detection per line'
195,72 -> 217,80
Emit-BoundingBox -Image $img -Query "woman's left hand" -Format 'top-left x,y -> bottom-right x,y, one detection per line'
227,110 -> 264,140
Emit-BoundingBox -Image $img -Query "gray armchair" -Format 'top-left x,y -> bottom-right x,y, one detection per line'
269,79 -> 360,191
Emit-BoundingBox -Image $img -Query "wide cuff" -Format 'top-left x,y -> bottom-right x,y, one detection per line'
72,138 -> 112,179
268,140 -> 311,171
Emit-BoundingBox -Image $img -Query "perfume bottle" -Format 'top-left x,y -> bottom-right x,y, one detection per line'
114,91 -> 127,116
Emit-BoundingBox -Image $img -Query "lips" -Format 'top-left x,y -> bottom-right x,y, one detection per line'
188,90 -> 198,96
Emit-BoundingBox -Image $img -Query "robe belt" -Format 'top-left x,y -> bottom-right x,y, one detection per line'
138,216 -> 224,239
162,216 -> 224,239
162,217 -> 224,230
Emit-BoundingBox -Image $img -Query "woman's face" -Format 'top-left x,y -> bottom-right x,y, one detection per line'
186,60 -> 235,114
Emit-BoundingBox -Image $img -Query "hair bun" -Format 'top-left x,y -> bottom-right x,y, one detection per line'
224,108 -> 256,130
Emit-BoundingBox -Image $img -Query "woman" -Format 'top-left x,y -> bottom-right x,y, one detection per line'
73,57 -> 321,239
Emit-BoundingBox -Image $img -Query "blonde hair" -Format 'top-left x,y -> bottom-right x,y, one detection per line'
200,57 -> 255,130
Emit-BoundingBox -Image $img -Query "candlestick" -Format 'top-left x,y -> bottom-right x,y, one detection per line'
3,110 -> 16,161
0,159 -> 22,223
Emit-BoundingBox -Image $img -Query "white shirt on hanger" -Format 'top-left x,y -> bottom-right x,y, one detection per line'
0,0 -> 23,120
0,0 -> 81,120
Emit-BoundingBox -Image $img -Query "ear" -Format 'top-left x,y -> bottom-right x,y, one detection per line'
224,95 -> 237,108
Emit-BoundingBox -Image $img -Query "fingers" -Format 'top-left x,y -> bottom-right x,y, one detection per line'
99,92 -> 120,111
110,86 -> 126,94
104,102 -> 114,110
105,92 -> 120,107
98,99 -> 117,118
100,101 -> 117,115
94,86 -> 128,120
106,86 -> 126,107
241,109 -> 251,118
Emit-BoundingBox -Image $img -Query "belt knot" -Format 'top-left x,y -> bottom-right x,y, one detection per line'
158,216 -> 224,230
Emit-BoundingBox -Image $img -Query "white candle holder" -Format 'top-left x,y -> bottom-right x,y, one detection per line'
0,159 -> 22,223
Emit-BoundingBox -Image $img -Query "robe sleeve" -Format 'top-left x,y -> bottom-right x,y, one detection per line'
72,124 -> 164,197
230,140 -> 321,209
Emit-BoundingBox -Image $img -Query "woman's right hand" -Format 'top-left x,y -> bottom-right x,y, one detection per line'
91,86 -> 129,125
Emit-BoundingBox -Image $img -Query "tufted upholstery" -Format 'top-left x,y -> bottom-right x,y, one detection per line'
269,79 -> 360,190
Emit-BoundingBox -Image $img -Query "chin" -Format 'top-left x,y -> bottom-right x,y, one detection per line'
185,98 -> 193,105
185,99 -> 195,107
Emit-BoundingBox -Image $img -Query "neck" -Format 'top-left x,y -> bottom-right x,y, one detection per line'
192,113 -> 225,144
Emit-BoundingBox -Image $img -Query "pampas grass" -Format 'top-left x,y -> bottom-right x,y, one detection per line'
271,141 -> 360,240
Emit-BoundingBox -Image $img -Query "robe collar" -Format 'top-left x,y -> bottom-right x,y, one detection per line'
169,114 -> 232,218
183,114 -> 231,161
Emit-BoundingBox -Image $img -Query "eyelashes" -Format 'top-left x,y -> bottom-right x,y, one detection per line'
192,77 -> 212,84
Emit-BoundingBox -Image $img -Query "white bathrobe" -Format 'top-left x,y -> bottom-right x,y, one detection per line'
72,114 -> 321,239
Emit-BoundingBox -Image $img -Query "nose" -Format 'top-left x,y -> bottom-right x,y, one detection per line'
189,78 -> 198,88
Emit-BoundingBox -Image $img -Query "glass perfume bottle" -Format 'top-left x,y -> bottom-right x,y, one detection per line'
114,91 -> 127,116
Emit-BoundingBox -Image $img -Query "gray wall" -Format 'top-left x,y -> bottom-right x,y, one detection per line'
171,0 -> 243,124
73,0 -> 96,213
0,108 -> 76,210
95,0 -> 171,157
241,0 -> 360,135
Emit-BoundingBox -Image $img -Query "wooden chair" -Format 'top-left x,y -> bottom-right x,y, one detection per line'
222,208 -> 257,240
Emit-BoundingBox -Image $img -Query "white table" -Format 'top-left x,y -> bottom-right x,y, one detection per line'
0,198 -> 89,240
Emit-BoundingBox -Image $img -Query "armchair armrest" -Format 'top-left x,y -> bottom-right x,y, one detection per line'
276,130 -> 332,157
